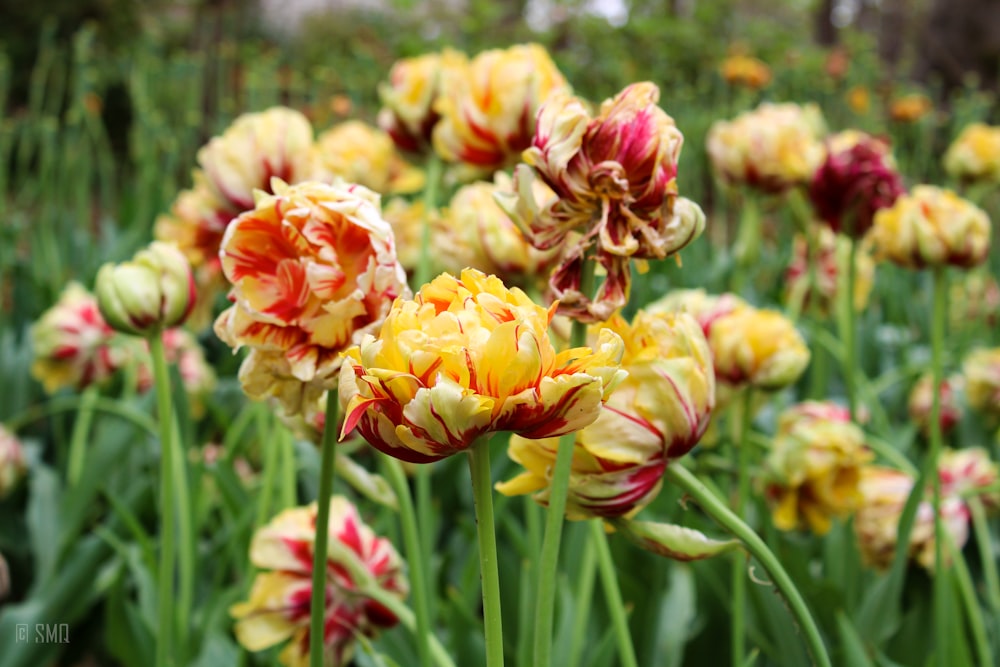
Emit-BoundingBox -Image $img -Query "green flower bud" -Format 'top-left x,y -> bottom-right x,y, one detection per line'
96,241 -> 196,337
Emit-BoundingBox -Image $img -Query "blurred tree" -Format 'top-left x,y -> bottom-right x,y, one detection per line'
917,0 -> 1000,92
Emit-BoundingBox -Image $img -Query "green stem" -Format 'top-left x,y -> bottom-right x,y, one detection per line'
468,438 -> 504,667
415,155 -> 443,289
731,390 -> 753,667
946,527 -> 993,667
150,333 -> 176,667
382,455 -> 434,667
279,426 -> 297,510
732,192 -> 760,296
968,497 -> 1000,614
842,237 -> 858,421
591,520 -> 638,667
309,392 -> 340,667
665,464 -> 832,667
170,413 -> 194,661
67,386 -> 98,485
534,271 -> 593,667
567,530 -> 597,667
929,266 -> 947,667
255,411 -> 281,529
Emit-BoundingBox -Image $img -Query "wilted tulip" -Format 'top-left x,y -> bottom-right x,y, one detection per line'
0,425 -> 27,498
230,497 -> 408,667
215,179 -> 409,416
765,401 -> 873,534
30,283 -> 124,393
95,241 -> 196,337
503,82 -> 704,321
432,43 -> 568,176
809,132 -> 904,238
706,102 -> 827,193
496,310 -> 714,518
339,269 -> 625,463
870,185 -> 991,269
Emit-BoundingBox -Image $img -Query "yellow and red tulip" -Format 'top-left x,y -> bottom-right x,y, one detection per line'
907,373 -> 962,436
378,48 -> 468,155
198,107 -> 320,213
944,123 -> 1000,184
315,120 -> 424,196
30,282 -> 125,393
854,465 -> 970,571
339,268 -> 626,463
939,447 -> 1000,510
765,401 -> 873,535
720,54 -> 772,89
871,185 -> 991,269
432,43 -> 569,176
963,347 -> 1000,420
496,309 -> 713,519
784,225 -> 876,315
215,179 -> 409,416
706,102 -> 827,193
230,497 -> 408,667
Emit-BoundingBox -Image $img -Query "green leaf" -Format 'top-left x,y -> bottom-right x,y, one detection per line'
657,564 -> 697,667
612,518 -> 742,561
836,610 -> 875,667
26,462 -> 62,585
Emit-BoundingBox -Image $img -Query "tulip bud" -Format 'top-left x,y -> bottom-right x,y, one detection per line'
0,425 -> 27,498
612,518 -> 740,560
96,241 -> 197,337
709,307 -> 811,390
963,347 -> 1000,420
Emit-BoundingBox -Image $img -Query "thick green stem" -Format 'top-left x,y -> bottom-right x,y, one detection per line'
170,413 -> 194,660
382,455 -> 434,667
731,390 -> 753,667
732,192 -> 760,296
150,333 -> 176,667
415,155 -> 443,290
929,267 -> 947,667
591,520 -> 638,667
534,312 -> 590,667
309,392 -> 340,667
665,464 -> 832,667
468,438 -> 504,667
67,385 -> 98,485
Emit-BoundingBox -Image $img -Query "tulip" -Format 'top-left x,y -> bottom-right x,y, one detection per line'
908,373 -> 962,436
963,347 -> 1000,420
96,241 -> 197,337
230,497 -> 408,667
720,54 -> 772,89
378,48 -> 468,155
0,425 -> 27,498
496,310 -> 714,518
502,82 -> 705,321
315,120 -> 424,195
339,268 -> 626,463
809,132 -> 905,238
888,94 -> 932,124
939,447 -> 1000,510
870,185 -> 991,269
854,465 -> 969,571
30,283 -> 124,393
949,271 -> 999,331
944,123 -> 1000,183
432,43 -> 568,176
198,107 -> 321,213
706,102 -> 827,193
708,307 -> 811,391
784,225 -> 876,315
765,401 -> 873,534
